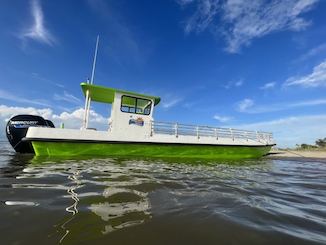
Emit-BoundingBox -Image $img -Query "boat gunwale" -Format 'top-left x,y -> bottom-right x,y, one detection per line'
23,137 -> 276,148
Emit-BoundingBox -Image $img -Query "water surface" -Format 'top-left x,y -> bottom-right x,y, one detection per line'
0,141 -> 325,244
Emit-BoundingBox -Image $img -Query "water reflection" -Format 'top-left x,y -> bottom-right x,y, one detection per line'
58,169 -> 81,243
0,145 -> 326,244
2,157 -> 155,243
89,186 -> 151,234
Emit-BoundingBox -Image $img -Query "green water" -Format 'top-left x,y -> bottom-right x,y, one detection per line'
0,141 -> 325,244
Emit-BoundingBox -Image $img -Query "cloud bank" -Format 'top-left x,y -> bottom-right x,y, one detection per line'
178,0 -> 319,53
0,105 -> 107,133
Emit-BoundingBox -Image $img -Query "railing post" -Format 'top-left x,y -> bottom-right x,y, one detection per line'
230,128 -> 234,141
196,126 -> 199,139
150,120 -> 153,137
269,134 -> 272,144
245,132 -> 248,141
175,123 -> 178,138
214,128 -> 218,140
256,131 -> 259,142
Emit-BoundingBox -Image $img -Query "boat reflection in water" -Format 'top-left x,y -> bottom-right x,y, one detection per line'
27,157 -> 153,243
89,186 -> 151,234
2,148 -> 325,245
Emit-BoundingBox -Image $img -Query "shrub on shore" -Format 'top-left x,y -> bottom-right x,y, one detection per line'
294,137 -> 326,151
315,138 -> 326,148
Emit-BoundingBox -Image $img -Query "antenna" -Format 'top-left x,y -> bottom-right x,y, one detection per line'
90,35 -> 99,85
83,35 -> 100,129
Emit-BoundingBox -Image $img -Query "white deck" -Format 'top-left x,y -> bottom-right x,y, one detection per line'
26,120 -> 274,146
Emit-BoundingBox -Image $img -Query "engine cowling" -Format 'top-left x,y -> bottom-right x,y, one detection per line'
6,115 -> 55,153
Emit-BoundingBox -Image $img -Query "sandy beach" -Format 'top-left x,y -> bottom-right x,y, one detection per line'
267,149 -> 326,161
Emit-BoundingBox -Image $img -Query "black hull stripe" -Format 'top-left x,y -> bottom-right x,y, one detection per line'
24,137 -> 275,148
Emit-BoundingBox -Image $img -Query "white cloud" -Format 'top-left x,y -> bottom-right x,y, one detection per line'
230,114 -> 326,147
183,0 -> 220,34
161,98 -> 183,109
53,91 -> 82,105
224,79 -> 244,89
0,105 -> 108,131
31,73 -> 64,88
177,0 -> 195,6
53,108 -> 107,125
291,99 -> 326,107
0,105 -> 53,121
178,0 -> 319,53
296,43 -> 326,62
237,98 -> 326,113
235,80 -> 243,87
0,89 -> 50,107
285,60 -> 326,87
20,0 -> 56,46
237,98 -> 254,112
213,114 -> 232,123
260,82 -> 276,90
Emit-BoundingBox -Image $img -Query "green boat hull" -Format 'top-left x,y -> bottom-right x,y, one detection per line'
31,141 -> 272,160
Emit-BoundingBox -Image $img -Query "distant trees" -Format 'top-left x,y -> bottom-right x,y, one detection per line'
295,137 -> 326,150
315,138 -> 326,148
296,143 -> 317,150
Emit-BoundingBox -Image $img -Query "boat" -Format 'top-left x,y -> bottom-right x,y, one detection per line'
6,82 -> 275,159
5,38 -> 275,159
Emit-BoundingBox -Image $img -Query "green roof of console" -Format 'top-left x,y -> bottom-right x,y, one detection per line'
81,83 -> 161,106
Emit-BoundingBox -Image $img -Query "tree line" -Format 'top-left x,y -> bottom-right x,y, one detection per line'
296,137 -> 326,150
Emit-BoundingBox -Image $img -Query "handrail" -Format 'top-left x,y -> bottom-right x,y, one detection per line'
150,120 -> 273,144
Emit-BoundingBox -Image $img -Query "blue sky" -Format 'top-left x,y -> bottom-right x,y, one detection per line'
0,0 -> 326,147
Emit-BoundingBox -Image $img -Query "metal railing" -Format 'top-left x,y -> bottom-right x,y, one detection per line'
150,121 -> 273,144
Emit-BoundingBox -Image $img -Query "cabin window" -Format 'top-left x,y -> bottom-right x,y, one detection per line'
121,95 -> 152,115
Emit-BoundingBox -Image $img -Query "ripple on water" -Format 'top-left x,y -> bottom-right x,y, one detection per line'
0,144 -> 326,244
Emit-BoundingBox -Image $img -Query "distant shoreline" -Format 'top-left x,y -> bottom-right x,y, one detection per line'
266,150 -> 326,162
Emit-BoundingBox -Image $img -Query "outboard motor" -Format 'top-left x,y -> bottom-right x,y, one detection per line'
45,120 -> 55,128
6,115 -> 55,153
